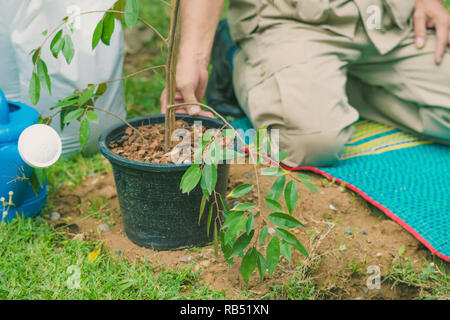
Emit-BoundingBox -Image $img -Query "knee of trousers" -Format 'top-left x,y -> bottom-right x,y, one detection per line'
419,107 -> 450,142
276,125 -> 354,168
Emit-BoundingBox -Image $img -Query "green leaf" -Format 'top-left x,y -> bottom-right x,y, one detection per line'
297,173 -> 313,180
231,230 -> 254,258
201,164 -> 217,195
112,0 -> 126,21
96,82 -> 108,97
220,231 -> 234,263
79,117 -> 90,147
256,251 -> 266,281
261,167 -> 284,177
29,72 -> 40,105
78,86 -> 96,106
222,211 -> 245,229
274,150 -> 289,162
32,48 -> 41,65
124,0 -> 139,28
232,203 -> 255,212
222,129 -> 236,139
224,218 -> 246,245
199,171 -> 210,199
92,19 -> 104,50
62,35 -> 75,64
206,205 -> 214,236
227,184 -> 254,198
259,226 -> 268,245
266,236 -> 280,274
301,180 -> 319,193
246,214 -> 254,235
206,140 -> 221,165
36,59 -> 51,95
101,12 -> 115,46
284,180 -> 298,214
86,110 -> 99,123
240,248 -> 258,284
198,195 -> 207,225
268,212 -> 304,229
280,240 -> 292,261
34,168 -> 46,187
37,115 -> 51,125
214,223 -> 219,257
180,164 -> 201,194
218,193 -> 230,211
276,228 -> 308,257
267,175 -> 286,200
202,130 -> 214,143
50,30 -> 64,58
60,109 -> 69,131
29,170 -> 40,196
264,199 -> 284,212
255,126 -> 268,154
51,94 -> 79,110
63,109 -> 84,123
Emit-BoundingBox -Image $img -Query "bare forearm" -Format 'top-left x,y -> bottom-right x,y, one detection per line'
178,0 -> 225,67
160,0 -> 225,117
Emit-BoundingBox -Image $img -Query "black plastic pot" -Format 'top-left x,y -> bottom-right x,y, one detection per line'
98,114 -> 230,250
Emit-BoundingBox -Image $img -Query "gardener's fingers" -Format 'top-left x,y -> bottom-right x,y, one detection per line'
198,110 -> 215,118
414,7 -> 427,49
160,89 -> 168,114
161,89 -> 191,115
174,92 -> 188,113
434,14 -> 449,64
178,83 -> 203,116
448,22 -> 450,45
195,68 -> 209,102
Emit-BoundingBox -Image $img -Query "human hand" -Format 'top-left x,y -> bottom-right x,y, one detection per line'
160,56 -> 214,118
414,0 -> 449,64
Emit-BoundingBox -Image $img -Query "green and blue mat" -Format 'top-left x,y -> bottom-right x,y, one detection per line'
232,118 -> 450,262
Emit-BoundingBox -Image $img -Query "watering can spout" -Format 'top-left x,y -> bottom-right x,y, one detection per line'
0,89 -> 10,125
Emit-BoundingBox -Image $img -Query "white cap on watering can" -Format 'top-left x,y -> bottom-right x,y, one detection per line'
18,124 -> 62,168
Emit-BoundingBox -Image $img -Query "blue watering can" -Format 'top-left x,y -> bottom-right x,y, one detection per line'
0,89 -> 47,223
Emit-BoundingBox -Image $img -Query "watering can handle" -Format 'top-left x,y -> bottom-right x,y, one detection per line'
0,89 -> 10,125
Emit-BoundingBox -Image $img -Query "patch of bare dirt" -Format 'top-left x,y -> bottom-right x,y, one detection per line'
49,163 -> 440,300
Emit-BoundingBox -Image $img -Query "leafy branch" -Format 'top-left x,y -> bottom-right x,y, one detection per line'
170,102 -> 318,283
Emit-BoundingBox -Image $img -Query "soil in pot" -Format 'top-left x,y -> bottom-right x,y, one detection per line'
99,115 -> 231,251
109,119 -> 231,164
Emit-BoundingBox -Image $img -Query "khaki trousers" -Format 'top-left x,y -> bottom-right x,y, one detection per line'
233,20 -> 450,167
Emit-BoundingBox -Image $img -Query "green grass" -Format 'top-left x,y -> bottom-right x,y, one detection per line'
386,256 -> 449,300
264,276 -> 319,300
0,217 -> 225,300
47,152 -> 110,190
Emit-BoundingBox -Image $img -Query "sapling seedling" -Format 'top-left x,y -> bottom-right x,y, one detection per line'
26,0 -> 319,283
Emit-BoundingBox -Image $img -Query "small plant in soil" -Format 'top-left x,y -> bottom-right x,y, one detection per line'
27,0 -> 319,283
